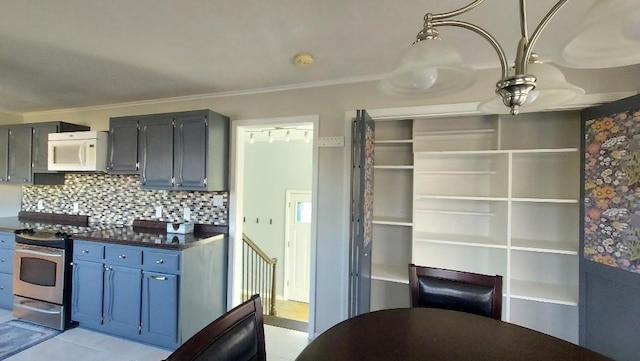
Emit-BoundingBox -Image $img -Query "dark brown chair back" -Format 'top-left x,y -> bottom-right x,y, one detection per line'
408,264 -> 503,320
165,294 -> 266,361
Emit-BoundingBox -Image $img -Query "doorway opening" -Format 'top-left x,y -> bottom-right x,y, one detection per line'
230,115 -> 318,335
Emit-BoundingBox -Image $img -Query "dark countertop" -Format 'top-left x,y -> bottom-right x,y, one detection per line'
73,226 -> 226,250
0,216 -> 227,251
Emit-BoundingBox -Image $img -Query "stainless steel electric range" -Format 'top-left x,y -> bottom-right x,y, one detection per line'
11,213 -> 117,331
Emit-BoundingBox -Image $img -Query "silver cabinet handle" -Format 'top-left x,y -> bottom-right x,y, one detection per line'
118,254 -> 126,259
82,249 -> 89,253
156,259 -> 164,264
150,276 -> 167,281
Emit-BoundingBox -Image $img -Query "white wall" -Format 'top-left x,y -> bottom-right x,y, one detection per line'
243,139 -> 313,298
19,66 -> 640,335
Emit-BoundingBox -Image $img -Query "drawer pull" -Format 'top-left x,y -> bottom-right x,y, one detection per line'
150,276 -> 167,281
82,250 -> 89,254
119,255 -> 126,259
156,259 -> 164,264
0,259 -> 4,262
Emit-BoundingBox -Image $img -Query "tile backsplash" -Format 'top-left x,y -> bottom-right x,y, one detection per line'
22,173 -> 228,225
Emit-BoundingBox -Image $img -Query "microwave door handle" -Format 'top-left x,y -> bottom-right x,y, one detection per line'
78,144 -> 86,166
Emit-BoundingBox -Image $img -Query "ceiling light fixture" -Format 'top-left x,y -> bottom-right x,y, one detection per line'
380,0 -> 639,115
559,0 -> 640,68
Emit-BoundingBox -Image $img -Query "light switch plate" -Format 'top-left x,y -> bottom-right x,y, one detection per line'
155,206 -> 163,218
73,202 -> 79,213
183,207 -> 191,221
318,136 -> 345,147
37,200 -> 44,210
213,195 -> 224,207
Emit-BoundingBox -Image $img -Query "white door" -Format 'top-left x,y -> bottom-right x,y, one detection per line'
285,191 -> 312,303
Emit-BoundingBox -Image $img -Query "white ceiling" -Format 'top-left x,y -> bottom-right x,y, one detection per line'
0,0 -> 598,114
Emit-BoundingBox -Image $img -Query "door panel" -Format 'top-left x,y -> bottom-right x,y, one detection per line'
32,124 -> 58,172
109,120 -> 139,173
174,113 -> 207,190
0,127 -> 7,182
286,192 -> 311,303
580,94 -> 640,361
349,109 -> 374,316
103,265 -> 142,337
141,271 -> 178,346
8,126 -> 32,184
71,260 -> 104,328
140,117 -> 174,188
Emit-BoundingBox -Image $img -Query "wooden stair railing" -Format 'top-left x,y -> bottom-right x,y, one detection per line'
242,233 -> 277,315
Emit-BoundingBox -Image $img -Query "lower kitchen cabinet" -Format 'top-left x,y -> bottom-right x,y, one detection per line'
71,237 -> 227,349
71,259 -> 104,328
141,271 -> 178,346
0,231 -> 15,309
102,265 -> 143,338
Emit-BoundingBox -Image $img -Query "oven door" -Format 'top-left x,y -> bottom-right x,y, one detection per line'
13,243 -> 65,305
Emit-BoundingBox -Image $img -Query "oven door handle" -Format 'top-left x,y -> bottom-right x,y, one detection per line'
14,300 -> 62,315
16,249 -> 63,258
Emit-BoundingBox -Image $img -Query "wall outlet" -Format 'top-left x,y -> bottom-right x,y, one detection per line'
155,206 -> 163,218
37,200 -> 44,210
73,202 -> 79,213
183,207 -> 191,221
213,195 -> 224,207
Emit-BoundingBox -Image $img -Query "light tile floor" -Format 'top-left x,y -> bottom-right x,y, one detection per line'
0,309 -> 309,361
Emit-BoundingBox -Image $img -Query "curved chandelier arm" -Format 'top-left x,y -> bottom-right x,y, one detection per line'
519,0 -> 571,71
430,0 -> 484,20
433,19 -> 509,79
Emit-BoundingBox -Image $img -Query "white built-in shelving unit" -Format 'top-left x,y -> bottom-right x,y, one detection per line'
370,111 -> 580,344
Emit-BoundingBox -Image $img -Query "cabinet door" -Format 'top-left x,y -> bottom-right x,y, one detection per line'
139,117 -> 174,188
108,120 -> 139,173
141,271 -> 178,347
32,123 -> 58,172
0,126 -> 8,182
0,273 -> 12,309
7,126 -> 32,184
174,113 -> 207,190
103,265 -> 142,338
71,260 -> 104,328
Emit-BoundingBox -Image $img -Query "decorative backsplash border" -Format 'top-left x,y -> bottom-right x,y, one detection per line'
22,173 -> 228,226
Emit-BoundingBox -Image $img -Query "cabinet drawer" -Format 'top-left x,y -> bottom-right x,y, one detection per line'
0,272 -> 12,310
143,251 -> 180,272
74,241 -> 105,261
0,248 -> 12,274
0,232 -> 15,249
106,246 -> 142,266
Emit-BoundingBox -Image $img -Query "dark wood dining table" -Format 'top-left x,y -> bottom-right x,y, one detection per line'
295,308 -> 612,361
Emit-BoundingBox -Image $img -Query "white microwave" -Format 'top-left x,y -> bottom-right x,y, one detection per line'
48,131 -> 108,172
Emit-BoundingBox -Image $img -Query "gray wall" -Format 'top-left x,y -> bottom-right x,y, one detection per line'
243,139 -> 313,298
18,65 -> 640,335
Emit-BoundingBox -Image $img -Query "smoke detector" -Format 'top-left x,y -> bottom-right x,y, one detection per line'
293,53 -> 314,67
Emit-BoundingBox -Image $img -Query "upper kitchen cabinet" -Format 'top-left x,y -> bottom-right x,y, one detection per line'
0,122 -> 89,185
139,115 -> 175,188
111,109 -> 229,191
107,117 -> 140,174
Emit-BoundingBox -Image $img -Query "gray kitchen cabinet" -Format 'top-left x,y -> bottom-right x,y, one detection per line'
102,264 -> 143,338
141,271 -> 179,346
71,237 -> 226,349
0,232 -> 15,310
71,259 -> 104,328
7,125 -> 33,184
0,121 -> 89,185
0,127 -> 8,182
124,109 -> 229,191
139,116 -> 174,188
107,118 -> 140,173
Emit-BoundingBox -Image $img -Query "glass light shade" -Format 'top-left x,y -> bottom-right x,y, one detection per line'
478,62 -> 585,114
559,0 -> 640,68
379,38 -> 476,97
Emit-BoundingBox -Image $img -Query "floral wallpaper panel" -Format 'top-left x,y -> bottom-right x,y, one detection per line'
584,108 -> 640,273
